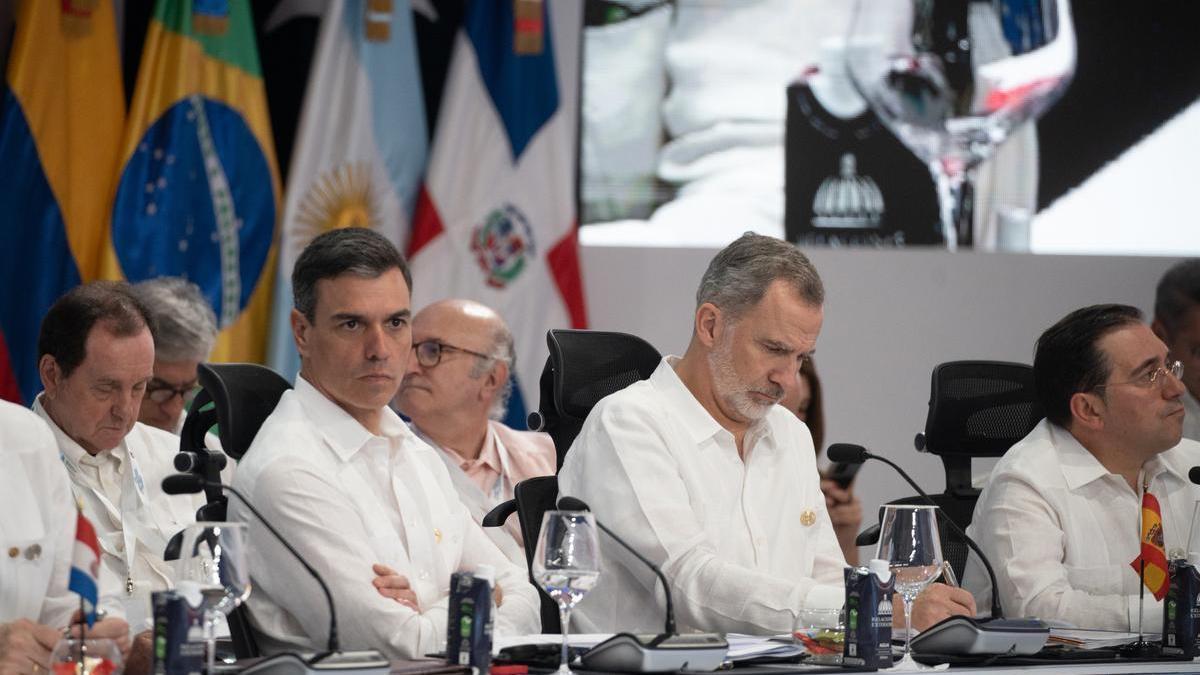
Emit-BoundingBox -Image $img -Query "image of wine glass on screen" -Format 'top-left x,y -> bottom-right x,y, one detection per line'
174,522 -> 252,674
532,510 -> 601,675
846,0 -> 1076,248
877,504 -> 945,669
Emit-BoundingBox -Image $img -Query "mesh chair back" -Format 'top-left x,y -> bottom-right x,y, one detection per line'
531,329 -> 661,466
922,360 -> 1043,457
512,476 -> 564,632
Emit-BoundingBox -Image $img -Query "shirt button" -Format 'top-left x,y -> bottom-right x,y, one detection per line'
419,570 -> 429,580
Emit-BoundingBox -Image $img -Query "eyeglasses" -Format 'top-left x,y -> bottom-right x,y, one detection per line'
412,340 -> 491,368
145,378 -> 199,405
1094,360 -> 1184,391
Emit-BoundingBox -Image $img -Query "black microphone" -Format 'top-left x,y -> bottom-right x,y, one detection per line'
1189,467 -> 1200,485
557,496 -> 676,636
828,443 -> 1005,620
163,474 -> 341,661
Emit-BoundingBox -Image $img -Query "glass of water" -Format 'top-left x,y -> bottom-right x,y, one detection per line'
532,510 -> 600,675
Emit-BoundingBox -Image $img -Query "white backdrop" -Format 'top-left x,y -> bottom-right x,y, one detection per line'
579,243 -> 1182,558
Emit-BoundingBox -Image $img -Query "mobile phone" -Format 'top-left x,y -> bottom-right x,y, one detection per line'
824,461 -> 861,489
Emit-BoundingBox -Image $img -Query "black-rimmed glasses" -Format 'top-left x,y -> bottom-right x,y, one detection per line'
146,378 -> 199,404
412,340 -> 491,368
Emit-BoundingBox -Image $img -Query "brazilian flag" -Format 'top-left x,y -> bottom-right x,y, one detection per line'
103,0 -> 279,363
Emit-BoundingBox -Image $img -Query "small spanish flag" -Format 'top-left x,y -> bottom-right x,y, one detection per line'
1130,491 -> 1170,601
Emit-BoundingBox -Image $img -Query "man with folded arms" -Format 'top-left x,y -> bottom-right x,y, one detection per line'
966,304 -> 1200,630
395,299 -> 555,565
232,229 -> 539,659
559,233 -> 975,634
1,400 -> 130,675
33,282 -> 202,631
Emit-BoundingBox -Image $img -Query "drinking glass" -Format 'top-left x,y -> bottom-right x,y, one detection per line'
847,0 -> 1076,248
876,504 -> 943,668
49,637 -> 123,675
531,510 -> 600,675
174,522 -> 252,675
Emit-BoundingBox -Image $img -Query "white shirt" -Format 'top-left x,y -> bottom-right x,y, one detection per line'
558,357 -> 847,635
965,419 -> 1200,631
1181,392 -> 1200,443
231,376 -> 539,660
32,396 -> 201,631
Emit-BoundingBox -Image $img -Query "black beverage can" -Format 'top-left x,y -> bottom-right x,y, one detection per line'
151,591 -> 204,675
446,566 -> 495,675
843,561 -> 894,670
1163,558 -> 1200,657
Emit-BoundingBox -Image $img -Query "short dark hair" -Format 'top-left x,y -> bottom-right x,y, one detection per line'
696,233 -> 824,320
292,228 -> 412,321
1033,304 -> 1143,427
1154,259 -> 1200,334
38,281 -> 155,378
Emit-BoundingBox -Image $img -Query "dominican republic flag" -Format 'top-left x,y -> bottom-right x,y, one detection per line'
408,0 -> 586,429
69,510 -> 102,627
267,0 -> 428,379
1130,490 -> 1169,601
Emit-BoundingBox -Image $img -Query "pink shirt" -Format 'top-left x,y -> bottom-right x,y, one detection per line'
439,421 -> 556,501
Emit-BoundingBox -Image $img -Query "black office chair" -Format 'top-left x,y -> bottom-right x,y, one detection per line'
857,360 -> 1043,579
174,362 -> 292,658
483,476 -> 563,631
526,328 -> 661,468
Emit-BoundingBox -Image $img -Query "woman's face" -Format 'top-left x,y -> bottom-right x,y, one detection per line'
780,368 -> 813,421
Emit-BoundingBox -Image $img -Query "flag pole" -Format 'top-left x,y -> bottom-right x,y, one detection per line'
1137,558 -> 1146,641
78,592 -> 85,666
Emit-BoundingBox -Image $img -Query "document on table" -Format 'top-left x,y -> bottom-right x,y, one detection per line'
1047,628 -> 1158,649
724,634 -> 807,662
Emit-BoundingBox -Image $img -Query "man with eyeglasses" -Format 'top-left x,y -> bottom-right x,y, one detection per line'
965,304 -> 1200,631
32,282 -> 203,632
394,300 -> 555,565
130,277 -> 217,434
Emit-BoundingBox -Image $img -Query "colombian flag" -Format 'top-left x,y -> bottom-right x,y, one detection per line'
1130,491 -> 1169,601
103,0 -> 279,363
0,0 -> 125,404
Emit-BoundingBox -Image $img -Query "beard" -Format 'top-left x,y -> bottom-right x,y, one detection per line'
708,330 -> 784,423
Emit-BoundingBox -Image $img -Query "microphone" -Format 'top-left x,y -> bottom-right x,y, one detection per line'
1189,467 -> 1200,485
163,474 -> 341,662
829,443 -> 1005,620
555,496 -> 728,673
557,496 -> 675,635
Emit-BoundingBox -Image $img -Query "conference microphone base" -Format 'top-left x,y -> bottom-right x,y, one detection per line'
239,650 -> 391,675
580,633 -> 728,672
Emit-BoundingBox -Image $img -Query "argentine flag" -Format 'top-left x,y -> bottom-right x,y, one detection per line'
267,0 -> 428,378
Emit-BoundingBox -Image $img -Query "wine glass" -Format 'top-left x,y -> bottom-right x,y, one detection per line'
532,510 -> 600,675
174,522 -> 252,675
846,0 -> 1076,248
1187,500 -> 1200,564
876,505 -> 943,668
49,637 -> 124,675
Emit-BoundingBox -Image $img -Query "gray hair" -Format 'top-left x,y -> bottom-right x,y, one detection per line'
131,277 -> 218,362
293,228 -> 411,321
468,320 -> 516,420
696,232 -> 824,320
1155,259 -> 1200,334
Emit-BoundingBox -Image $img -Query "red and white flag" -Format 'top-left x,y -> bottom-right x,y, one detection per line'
408,0 -> 586,426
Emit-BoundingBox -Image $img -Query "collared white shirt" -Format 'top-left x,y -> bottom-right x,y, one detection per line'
415,421 -> 556,567
232,376 -> 539,660
1,400 -> 80,627
1182,392 -> 1200,444
558,357 -> 847,635
965,419 -> 1200,631
32,396 -> 200,631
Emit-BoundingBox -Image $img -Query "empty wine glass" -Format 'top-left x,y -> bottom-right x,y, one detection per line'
174,522 -> 251,675
877,504 -> 943,668
532,510 -> 600,675
847,0 -> 1076,248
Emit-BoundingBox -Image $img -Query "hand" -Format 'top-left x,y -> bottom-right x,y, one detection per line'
0,619 -> 60,675
65,614 -> 130,657
372,563 -> 421,611
819,480 -> 862,530
904,582 -> 977,631
122,631 -> 153,675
